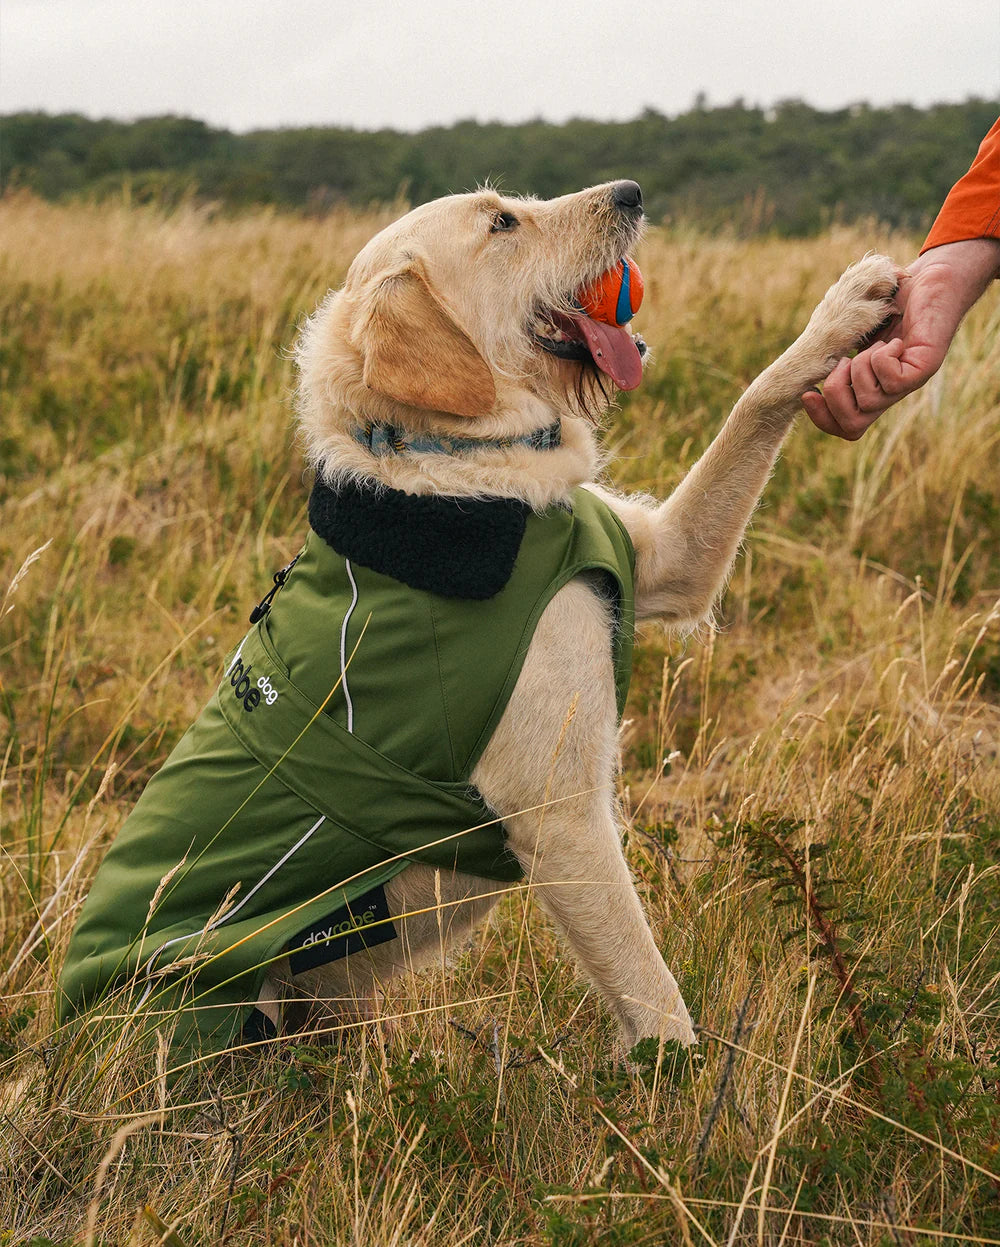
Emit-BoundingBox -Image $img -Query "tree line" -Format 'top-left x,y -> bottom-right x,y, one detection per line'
3,98 -> 997,234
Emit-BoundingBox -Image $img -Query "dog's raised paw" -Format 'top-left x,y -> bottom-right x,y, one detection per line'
810,253 -> 900,366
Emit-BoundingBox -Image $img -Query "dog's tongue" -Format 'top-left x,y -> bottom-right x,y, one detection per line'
573,314 -> 644,391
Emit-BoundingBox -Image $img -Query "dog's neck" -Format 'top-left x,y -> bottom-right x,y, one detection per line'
307,406 -> 602,512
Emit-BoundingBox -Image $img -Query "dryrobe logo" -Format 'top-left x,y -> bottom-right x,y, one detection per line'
302,908 -> 378,946
225,642 -> 279,713
288,884 -> 397,974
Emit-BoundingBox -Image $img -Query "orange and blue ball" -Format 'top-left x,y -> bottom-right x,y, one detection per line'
576,256 -> 644,326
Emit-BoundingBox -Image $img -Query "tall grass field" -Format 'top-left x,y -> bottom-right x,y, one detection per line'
1,193 -> 999,1246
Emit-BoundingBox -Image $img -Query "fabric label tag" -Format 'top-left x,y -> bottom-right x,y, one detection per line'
287,884 -> 396,974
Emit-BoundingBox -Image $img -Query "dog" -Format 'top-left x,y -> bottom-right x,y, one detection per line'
59,180 -> 897,1058
272,180 -> 897,1046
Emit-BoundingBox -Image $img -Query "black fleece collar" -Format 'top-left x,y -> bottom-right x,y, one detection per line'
308,477 -> 533,600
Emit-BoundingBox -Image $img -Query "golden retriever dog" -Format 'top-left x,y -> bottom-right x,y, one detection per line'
254,180 -> 897,1049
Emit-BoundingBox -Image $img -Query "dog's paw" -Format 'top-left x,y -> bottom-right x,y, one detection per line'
806,253 -> 899,370
621,992 -> 698,1051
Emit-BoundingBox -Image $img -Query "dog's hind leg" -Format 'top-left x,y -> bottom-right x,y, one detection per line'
272,865 -> 506,1037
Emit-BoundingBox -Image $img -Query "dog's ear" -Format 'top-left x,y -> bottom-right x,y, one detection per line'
358,265 -> 496,418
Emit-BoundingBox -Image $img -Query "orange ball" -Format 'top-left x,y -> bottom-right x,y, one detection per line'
576,256 -> 644,326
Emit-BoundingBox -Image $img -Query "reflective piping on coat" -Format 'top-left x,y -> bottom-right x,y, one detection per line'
136,559 -> 360,1018
225,637 -> 247,679
133,809 -> 330,1010
340,558 -> 359,735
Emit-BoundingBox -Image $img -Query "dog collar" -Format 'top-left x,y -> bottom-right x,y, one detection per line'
352,420 -> 561,457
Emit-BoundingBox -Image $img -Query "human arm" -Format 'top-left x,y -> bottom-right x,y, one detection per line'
802,116 -> 1000,439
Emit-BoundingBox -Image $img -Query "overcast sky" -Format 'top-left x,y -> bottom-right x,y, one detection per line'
2,0 -> 998,133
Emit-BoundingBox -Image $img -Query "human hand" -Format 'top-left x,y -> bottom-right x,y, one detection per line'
802,238 -> 1000,440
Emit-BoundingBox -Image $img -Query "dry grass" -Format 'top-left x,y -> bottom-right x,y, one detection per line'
1,192 -> 999,1245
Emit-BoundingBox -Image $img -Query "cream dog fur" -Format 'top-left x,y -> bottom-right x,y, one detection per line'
267,180 -> 897,1048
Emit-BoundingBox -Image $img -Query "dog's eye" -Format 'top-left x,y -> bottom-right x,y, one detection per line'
490,211 -> 519,234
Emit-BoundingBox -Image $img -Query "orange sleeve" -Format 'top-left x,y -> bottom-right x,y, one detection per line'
921,116 -> 1000,253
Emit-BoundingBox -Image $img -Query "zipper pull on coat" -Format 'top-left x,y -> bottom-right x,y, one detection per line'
249,554 -> 301,624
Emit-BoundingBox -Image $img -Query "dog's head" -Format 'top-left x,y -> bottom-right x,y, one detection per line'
295,181 -> 648,497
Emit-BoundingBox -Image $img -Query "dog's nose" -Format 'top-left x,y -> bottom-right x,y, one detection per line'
611,180 -> 643,213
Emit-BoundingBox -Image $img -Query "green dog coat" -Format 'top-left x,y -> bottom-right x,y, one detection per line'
58,480 -> 635,1059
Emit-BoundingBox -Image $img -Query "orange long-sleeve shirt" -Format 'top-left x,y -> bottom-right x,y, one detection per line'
921,115 -> 1000,253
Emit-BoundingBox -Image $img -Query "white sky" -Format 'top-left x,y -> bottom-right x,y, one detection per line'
2,0 -> 998,132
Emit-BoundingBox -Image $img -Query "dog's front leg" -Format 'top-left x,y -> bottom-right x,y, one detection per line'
503,799 -> 697,1048
593,254 -> 899,626
473,580 -> 696,1049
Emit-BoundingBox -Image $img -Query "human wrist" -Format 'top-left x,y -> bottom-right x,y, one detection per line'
910,238 -> 1000,313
